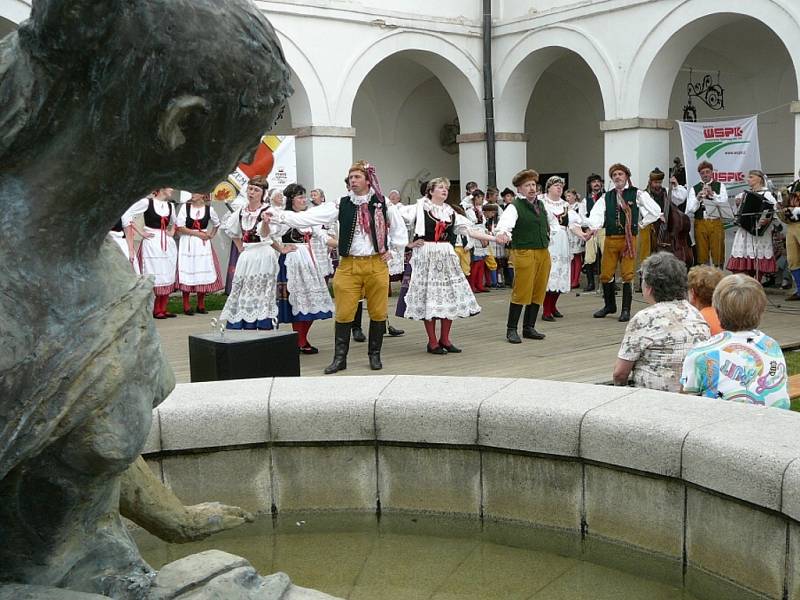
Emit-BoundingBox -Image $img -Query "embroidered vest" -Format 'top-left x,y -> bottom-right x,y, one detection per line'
337,194 -> 388,257
240,208 -> 266,244
604,187 -> 639,236
416,209 -> 456,245
143,197 -> 172,229
510,197 -> 549,249
184,205 -> 211,229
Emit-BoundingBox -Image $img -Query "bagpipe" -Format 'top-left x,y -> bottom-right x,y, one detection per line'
734,191 -> 774,236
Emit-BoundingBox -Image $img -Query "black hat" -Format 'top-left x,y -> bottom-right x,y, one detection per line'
586,173 -> 602,183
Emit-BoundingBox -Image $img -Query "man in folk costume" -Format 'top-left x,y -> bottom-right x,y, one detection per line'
685,160 -> 732,268
587,163 -> 662,322
581,173 -> 605,292
272,161 -> 408,373
638,168 -> 669,265
494,169 -> 554,343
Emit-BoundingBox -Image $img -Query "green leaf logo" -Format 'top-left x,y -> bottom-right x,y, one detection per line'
694,141 -> 750,159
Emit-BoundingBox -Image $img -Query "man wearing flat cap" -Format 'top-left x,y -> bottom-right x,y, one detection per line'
586,163 -> 662,322
494,169 -> 555,342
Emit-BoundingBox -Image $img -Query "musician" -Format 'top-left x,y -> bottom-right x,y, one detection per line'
779,190 -> 800,300
788,169 -> 800,196
685,160 -> 733,268
638,168 -> 669,264
582,173 -> 605,292
727,169 -> 777,278
587,163 -> 662,322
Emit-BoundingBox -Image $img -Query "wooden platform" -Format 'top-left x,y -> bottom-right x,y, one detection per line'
155,284 -> 800,385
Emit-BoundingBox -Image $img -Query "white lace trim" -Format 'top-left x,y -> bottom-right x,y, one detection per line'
547,227 -> 571,293
402,243 -> 481,320
284,250 -> 334,316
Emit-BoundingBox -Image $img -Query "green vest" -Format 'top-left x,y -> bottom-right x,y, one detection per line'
693,181 -> 721,195
510,197 -> 549,249
337,194 -> 388,257
604,187 -> 639,235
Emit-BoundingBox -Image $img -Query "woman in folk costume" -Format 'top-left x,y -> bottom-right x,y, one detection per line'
176,192 -> 224,315
727,170 -> 778,277
126,188 -> 178,318
466,190 -> 490,293
309,188 -> 336,279
395,177 -> 495,354
565,188 -> 586,289
220,176 -> 292,330
541,176 -> 588,321
111,202 -> 143,274
275,183 -> 336,354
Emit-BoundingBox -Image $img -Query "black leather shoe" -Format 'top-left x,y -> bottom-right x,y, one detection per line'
439,341 -> 461,353
506,328 -> 522,344
299,344 -> 319,355
522,327 -> 545,340
183,309 -> 195,316
541,315 -> 556,322
427,343 -> 446,354
387,325 -> 405,336
196,307 -> 208,314
553,310 -> 563,318
352,327 -> 366,342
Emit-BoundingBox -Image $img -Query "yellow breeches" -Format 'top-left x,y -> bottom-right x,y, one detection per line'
638,223 -> 653,264
694,219 -> 725,267
509,248 -> 551,305
332,255 -> 389,323
786,222 -> 800,270
600,235 -> 637,283
454,246 -> 471,275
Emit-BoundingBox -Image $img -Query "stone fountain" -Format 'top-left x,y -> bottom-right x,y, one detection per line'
0,1 -> 335,597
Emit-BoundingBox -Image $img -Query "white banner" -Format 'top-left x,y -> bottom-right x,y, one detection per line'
678,116 -> 762,195
267,135 -> 296,190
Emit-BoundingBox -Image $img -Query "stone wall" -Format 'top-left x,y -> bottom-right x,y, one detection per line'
143,375 -> 800,600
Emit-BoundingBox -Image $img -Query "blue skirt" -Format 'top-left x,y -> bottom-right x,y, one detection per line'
226,318 -> 275,330
277,254 -> 333,323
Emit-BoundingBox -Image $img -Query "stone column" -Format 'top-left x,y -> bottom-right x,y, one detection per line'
600,118 -> 673,186
792,101 -> 800,175
456,132 -> 488,190
495,132 -> 529,189
293,126 -> 354,197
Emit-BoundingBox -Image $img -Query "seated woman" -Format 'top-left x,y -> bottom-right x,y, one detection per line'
613,252 -> 710,392
687,264 -> 724,336
680,274 -> 790,408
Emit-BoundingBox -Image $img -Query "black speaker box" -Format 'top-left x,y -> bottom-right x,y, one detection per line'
188,331 -> 300,382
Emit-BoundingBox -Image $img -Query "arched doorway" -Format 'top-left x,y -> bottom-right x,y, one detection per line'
526,52 -> 605,193
352,53 -> 462,202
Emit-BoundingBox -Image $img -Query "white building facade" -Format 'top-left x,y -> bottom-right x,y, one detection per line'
4,0 -> 799,197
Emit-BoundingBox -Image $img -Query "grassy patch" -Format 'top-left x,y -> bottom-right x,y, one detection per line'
787,350 -> 800,377
167,292 -> 228,313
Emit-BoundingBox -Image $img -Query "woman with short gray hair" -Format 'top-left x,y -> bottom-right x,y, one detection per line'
613,252 -> 710,392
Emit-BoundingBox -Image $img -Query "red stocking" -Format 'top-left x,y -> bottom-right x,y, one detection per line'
292,321 -> 309,347
197,292 -> 206,311
182,292 -> 191,312
423,319 -> 438,347
154,294 -> 166,316
543,292 -> 554,317
571,255 -> 582,288
552,292 -> 561,314
439,318 -> 453,346
473,260 -> 486,292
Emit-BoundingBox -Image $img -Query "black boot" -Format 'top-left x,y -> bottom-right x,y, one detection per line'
522,304 -> 545,340
368,320 -> 385,370
619,283 -> 633,322
593,283 -> 617,318
387,321 -> 404,336
506,303 -> 523,343
583,265 -> 595,292
351,302 -> 366,342
325,321 -> 351,374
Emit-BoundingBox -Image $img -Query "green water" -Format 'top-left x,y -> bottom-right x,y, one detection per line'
136,512 -> 700,600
